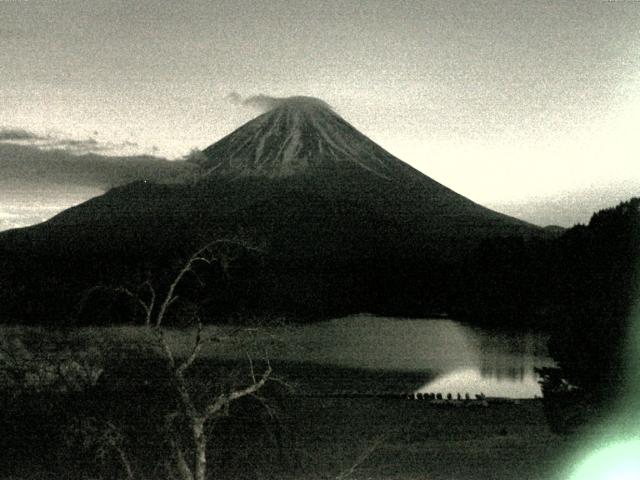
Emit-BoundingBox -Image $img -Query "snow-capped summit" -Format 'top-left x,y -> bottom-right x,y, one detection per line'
194,96 -> 402,179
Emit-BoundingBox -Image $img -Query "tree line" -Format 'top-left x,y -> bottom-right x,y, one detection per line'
454,198 -> 639,430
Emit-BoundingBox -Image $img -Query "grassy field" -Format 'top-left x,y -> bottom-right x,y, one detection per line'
0,325 -> 574,479
265,396 -> 572,480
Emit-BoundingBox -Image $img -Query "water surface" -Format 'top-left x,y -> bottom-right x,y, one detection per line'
261,315 -> 555,398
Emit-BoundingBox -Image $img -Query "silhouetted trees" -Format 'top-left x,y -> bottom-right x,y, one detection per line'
445,197 -> 639,431
538,198 -> 639,431
451,234 -> 557,328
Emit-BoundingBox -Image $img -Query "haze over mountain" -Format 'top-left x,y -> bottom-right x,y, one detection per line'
0,97 -> 540,324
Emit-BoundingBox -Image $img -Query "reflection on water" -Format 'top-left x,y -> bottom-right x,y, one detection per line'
417,367 -> 545,399
241,315 -> 555,398
267,316 -> 478,371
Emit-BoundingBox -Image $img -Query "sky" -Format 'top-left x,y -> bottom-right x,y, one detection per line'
1,0 -> 640,227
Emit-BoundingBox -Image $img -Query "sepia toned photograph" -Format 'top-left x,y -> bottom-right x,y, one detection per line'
1,1 -> 639,479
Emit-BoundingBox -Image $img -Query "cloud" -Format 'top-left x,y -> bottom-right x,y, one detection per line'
47,137 -> 141,153
226,93 -> 334,113
225,91 -> 243,105
51,137 -> 102,150
0,143 -> 198,191
225,92 -> 288,112
0,126 -> 144,155
241,94 -> 285,112
0,128 -> 45,141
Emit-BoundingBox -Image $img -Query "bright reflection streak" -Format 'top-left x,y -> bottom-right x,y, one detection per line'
416,367 -> 543,399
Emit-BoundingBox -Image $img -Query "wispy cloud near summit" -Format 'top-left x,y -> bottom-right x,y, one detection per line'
226,92 -> 283,112
225,93 -> 335,114
241,94 -> 284,112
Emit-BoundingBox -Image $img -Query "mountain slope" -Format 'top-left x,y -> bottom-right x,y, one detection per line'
194,96 -> 535,245
0,96 -> 540,324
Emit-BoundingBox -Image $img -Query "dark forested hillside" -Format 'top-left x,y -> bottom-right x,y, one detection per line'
546,199 -> 639,387
448,197 -> 639,429
453,198 -> 638,332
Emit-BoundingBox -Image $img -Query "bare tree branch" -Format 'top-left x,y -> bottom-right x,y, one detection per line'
249,392 -> 276,419
246,351 -> 257,384
140,280 -> 156,326
204,364 -> 272,420
268,374 -> 297,394
335,434 -> 385,480
169,435 -> 195,480
100,421 -> 136,480
176,317 -> 204,377
154,237 -> 261,328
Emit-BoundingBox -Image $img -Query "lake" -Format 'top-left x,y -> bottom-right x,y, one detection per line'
0,317 -> 555,399
258,315 -> 555,398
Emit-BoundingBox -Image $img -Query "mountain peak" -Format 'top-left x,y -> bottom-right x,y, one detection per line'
265,95 -> 334,114
196,96 -> 401,179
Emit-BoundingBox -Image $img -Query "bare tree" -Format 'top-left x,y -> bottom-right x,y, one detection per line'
147,239 -> 272,480
81,238 -> 272,480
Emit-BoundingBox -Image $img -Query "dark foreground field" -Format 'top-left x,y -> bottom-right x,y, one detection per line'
0,327 -> 571,479
269,396 -> 568,480
1,381 -> 570,479
2,398 -> 563,480
1,395 -> 570,480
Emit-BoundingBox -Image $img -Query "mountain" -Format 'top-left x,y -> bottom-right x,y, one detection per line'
197,96 -> 405,178
0,96 -> 540,324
